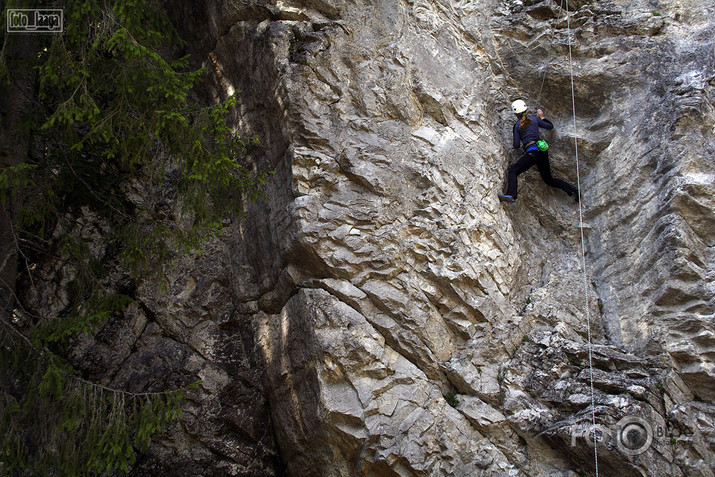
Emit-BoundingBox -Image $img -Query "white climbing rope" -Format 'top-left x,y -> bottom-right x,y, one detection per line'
565,2 -> 600,476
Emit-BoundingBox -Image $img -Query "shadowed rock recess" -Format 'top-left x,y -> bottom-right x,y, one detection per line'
24,0 -> 713,475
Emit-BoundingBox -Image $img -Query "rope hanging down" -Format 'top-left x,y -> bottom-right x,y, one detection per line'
565,2 -> 600,476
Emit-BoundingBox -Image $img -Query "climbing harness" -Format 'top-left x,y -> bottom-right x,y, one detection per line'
565,1 -> 600,475
523,140 -> 539,153
520,139 -> 548,153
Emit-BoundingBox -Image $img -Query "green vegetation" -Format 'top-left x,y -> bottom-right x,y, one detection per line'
0,0 -> 269,474
519,297 -> 530,315
5,0 -> 268,279
444,392 -> 460,407
1,327 -> 198,475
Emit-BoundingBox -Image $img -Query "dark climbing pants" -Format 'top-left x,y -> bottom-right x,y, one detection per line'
506,150 -> 577,199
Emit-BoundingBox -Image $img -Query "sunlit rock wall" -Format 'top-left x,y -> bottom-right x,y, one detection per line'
183,0 -> 714,475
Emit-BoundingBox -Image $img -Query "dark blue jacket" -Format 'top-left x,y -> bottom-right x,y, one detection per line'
513,116 -> 553,149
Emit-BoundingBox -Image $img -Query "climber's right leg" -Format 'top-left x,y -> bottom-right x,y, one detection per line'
502,152 -> 537,201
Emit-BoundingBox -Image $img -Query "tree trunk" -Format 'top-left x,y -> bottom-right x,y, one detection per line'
0,32 -> 39,316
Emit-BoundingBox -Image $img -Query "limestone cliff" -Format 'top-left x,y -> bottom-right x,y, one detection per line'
21,0 -> 715,475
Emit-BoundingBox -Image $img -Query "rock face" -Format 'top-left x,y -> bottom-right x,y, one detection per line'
21,0 -> 714,475
187,0 -> 712,475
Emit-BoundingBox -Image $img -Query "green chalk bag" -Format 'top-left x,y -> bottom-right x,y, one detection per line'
537,140 -> 549,152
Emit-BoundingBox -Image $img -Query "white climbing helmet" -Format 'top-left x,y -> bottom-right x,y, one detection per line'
511,99 -> 528,114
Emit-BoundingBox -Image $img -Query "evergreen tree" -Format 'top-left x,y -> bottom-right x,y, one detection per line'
0,0 -> 269,474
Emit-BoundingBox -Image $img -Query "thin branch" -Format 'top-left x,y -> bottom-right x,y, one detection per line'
0,309 -> 184,398
1,206 -> 37,292
0,275 -> 46,322
0,308 -> 36,351
62,156 -> 132,220
0,247 -> 15,280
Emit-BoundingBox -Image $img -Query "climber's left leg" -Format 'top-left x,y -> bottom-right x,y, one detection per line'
536,151 -> 578,199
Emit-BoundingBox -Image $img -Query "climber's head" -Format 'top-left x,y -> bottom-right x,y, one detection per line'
511,99 -> 528,117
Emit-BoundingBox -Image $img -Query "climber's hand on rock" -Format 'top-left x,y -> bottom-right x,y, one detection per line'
537,109 -> 545,119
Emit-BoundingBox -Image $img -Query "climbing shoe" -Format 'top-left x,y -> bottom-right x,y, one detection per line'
499,194 -> 516,203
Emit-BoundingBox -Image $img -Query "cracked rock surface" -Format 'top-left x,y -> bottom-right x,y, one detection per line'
21,0 -> 714,475
200,1 -> 713,474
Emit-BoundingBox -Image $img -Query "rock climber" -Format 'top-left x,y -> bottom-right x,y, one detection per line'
499,99 -> 578,203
